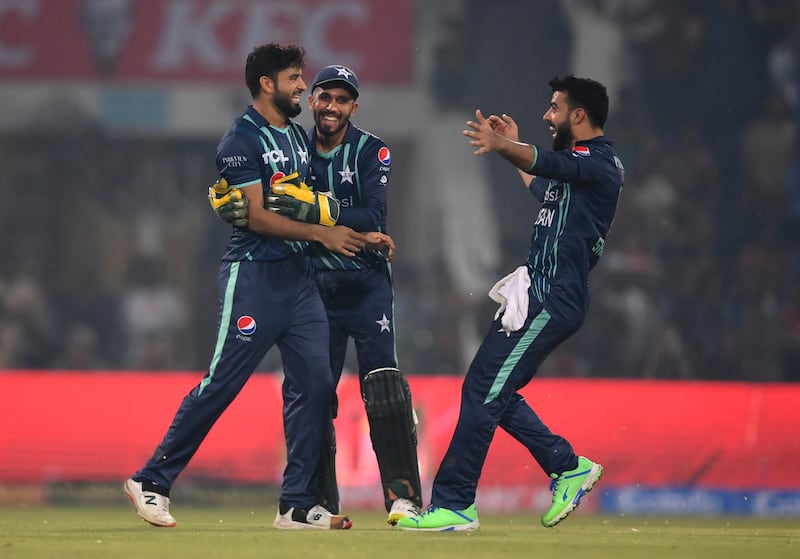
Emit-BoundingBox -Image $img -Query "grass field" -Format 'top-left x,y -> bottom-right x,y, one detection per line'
1,506 -> 797,559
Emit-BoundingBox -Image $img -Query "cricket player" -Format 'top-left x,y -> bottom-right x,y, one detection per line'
397,75 -> 623,531
124,43 -> 391,531
212,65 -> 423,526
301,65 -> 422,525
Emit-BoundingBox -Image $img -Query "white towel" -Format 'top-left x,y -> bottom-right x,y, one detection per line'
488,266 -> 531,335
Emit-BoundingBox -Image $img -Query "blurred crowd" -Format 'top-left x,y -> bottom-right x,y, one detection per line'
2,0 -> 799,381
548,0 -> 800,381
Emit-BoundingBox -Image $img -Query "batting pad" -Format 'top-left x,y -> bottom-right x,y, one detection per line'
362,367 -> 423,511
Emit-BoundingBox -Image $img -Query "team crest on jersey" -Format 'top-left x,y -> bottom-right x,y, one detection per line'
572,145 -> 590,157
237,315 -> 257,335
377,146 -> 391,165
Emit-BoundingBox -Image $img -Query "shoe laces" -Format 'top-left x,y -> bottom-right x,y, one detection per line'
395,498 -> 419,511
420,505 -> 439,517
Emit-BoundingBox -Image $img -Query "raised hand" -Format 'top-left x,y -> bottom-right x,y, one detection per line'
487,113 -> 520,142
463,109 -> 504,155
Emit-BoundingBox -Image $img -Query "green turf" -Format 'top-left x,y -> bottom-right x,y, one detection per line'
0,506 -> 797,559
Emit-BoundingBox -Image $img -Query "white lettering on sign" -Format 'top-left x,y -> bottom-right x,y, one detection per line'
154,1 -> 231,69
303,2 -> 366,68
152,0 -> 367,71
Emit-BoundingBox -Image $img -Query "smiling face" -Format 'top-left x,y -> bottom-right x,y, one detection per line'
309,85 -> 358,140
543,90 -> 576,151
271,65 -> 306,118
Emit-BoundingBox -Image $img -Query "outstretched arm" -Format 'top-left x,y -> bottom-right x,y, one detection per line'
464,109 -> 537,187
486,113 -> 534,189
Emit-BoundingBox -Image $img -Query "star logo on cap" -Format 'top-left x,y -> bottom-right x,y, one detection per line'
339,164 -> 355,184
335,66 -> 353,79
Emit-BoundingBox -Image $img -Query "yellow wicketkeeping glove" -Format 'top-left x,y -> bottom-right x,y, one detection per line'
208,178 -> 249,227
267,172 -> 340,226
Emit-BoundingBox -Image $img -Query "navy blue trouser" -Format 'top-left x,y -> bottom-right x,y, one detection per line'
313,264 -> 413,512
431,299 -> 581,510
314,265 -> 397,386
133,255 -> 333,509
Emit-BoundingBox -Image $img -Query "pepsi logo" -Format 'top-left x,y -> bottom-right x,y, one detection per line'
377,146 -> 391,166
572,146 -> 590,157
237,315 -> 257,335
270,172 -> 286,185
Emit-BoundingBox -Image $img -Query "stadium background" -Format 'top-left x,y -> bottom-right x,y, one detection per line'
0,0 -> 798,516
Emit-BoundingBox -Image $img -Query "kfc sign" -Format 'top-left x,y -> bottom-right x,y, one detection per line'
0,0 -> 411,82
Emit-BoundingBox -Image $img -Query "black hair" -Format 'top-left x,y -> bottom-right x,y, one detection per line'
549,75 -> 609,129
245,43 -> 306,98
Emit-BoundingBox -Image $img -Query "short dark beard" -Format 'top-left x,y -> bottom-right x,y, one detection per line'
552,120 -> 574,151
274,89 -> 301,118
314,111 -> 348,138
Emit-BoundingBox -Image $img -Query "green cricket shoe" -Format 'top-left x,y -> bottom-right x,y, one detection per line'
396,504 -> 479,531
541,456 -> 603,527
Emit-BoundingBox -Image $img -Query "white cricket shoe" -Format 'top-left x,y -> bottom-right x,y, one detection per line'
387,498 -> 421,525
123,478 -> 177,527
273,503 -> 353,530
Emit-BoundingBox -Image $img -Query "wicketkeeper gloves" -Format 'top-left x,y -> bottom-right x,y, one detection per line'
267,172 -> 340,227
207,172 -> 340,228
208,178 -> 249,227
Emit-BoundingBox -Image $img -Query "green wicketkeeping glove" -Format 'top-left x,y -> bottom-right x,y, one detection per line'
267,172 -> 340,226
208,178 -> 249,227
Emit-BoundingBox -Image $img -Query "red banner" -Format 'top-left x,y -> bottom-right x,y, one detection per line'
0,0 -> 411,83
2,371 -> 799,498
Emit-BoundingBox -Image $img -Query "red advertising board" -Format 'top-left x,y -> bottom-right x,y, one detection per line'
1,371 -> 799,500
0,0 -> 411,83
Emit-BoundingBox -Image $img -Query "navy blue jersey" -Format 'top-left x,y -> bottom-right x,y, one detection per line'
306,122 -> 390,270
527,136 -> 624,327
216,106 -> 311,262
